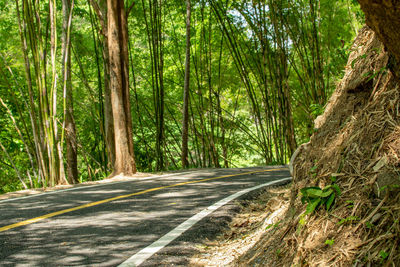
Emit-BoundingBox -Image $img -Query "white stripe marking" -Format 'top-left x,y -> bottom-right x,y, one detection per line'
118,177 -> 292,267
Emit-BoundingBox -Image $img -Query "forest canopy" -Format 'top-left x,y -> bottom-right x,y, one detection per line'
0,0 -> 363,193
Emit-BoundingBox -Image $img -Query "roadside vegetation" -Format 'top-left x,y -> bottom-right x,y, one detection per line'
2,0 -> 400,265
198,5 -> 400,266
0,0 -> 362,193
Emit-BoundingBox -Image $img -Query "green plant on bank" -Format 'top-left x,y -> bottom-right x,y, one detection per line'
337,215 -> 358,225
379,250 -> 389,263
325,239 -> 335,246
300,183 -> 341,215
275,248 -> 282,258
310,162 -> 318,178
379,184 -> 400,192
266,221 -> 281,230
365,221 -> 373,229
345,200 -> 354,208
296,215 -> 307,235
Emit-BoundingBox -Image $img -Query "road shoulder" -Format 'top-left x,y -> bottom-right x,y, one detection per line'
190,183 -> 291,266
134,179 -> 291,266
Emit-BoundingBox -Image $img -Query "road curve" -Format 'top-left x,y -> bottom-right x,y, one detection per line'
0,166 -> 290,266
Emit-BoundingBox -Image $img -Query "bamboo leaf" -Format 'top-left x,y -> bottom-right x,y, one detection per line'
326,193 -> 335,211
305,198 -> 321,215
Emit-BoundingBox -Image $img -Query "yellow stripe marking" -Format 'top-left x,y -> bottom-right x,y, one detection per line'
0,168 -> 285,233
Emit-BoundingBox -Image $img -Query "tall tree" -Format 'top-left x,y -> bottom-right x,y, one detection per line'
181,0 -> 191,168
141,0 -> 165,171
107,0 -> 137,175
15,0 -> 68,186
100,0 -> 116,169
62,0 -> 78,183
151,0 -> 165,171
89,0 -> 116,170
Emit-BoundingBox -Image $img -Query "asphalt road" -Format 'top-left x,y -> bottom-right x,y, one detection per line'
0,166 -> 290,266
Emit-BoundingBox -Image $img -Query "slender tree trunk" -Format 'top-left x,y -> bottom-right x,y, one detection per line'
50,0 -> 68,185
62,0 -> 78,184
107,0 -> 136,175
181,0 -> 191,168
88,0 -> 106,170
15,0 -> 46,183
99,0 -> 116,169
143,0 -> 165,171
152,0 -> 165,171
216,35 -> 228,168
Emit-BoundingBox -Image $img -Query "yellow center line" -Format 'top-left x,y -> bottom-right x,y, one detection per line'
0,168 -> 286,233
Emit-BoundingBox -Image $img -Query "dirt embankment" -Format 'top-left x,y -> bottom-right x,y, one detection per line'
192,26 -> 400,266
285,26 -> 400,266
252,26 -> 400,266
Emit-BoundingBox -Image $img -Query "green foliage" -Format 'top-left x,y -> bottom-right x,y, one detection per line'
310,104 -> 325,118
266,221 -> 281,230
379,183 -> 399,192
275,248 -> 282,258
379,250 -> 389,263
310,165 -> 318,173
363,67 -> 388,82
300,184 -> 341,215
337,216 -> 358,225
345,200 -> 354,208
0,0 -> 364,193
325,239 -> 335,246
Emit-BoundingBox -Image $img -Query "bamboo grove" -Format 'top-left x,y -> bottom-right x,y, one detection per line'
0,0 -> 363,192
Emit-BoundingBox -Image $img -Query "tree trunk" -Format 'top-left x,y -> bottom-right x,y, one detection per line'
151,0 -> 165,171
99,0 -> 116,170
15,0 -> 47,184
181,0 -> 191,168
51,0 -> 67,186
62,0 -> 78,184
107,0 -> 136,176
358,1 -> 400,63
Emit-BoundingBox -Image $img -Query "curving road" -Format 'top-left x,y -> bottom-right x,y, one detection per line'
0,166 -> 290,266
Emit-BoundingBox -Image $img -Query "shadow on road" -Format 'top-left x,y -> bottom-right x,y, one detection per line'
0,167 -> 289,266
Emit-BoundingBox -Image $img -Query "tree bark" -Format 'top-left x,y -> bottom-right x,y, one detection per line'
151,0 -> 165,171
62,0 -> 78,184
97,0 -> 116,169
181,0 -> 191,168
358,0 -> 400,63
107,0 -> 136,176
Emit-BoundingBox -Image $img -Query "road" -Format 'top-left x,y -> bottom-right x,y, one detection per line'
0,166 -> 290,266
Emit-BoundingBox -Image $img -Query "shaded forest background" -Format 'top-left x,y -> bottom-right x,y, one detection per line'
0,0 -> 363,193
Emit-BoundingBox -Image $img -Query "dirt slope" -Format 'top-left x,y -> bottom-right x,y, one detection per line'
286,25 -> 400,266
195,26 -> 400,267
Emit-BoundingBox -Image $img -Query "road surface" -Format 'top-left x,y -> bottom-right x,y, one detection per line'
0,166 -> 290,266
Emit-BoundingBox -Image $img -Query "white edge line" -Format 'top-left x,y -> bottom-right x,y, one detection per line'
0,171 -> 196,204
118,177 -> 292,267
